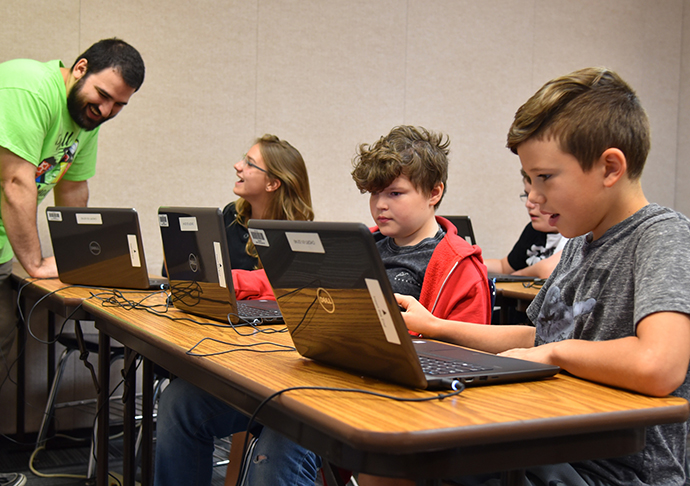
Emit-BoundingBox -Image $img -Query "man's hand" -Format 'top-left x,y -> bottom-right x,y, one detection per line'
27,256 -> 58,279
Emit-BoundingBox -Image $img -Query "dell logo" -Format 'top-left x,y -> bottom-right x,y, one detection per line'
188,253 -> 200,272
316,288 -> 335,314
89,241 -> 101,255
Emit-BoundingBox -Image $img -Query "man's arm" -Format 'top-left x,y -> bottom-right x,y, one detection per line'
54,179 -> 89,207
501,311 -> 690,397
0,146 -> 57,277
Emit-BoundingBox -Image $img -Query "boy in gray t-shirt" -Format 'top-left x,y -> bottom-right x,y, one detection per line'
375,68 -> 690,486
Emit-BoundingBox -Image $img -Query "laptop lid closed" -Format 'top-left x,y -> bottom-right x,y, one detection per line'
46,207 -> 161,290
248,219 -> 559,390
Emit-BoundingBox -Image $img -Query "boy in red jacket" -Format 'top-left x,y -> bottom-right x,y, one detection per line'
234,126 -> 492,486
352,125 -> 490,324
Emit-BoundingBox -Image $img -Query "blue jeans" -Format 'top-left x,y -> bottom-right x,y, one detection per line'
248,427 -> 322,485
154,378 -> 321,486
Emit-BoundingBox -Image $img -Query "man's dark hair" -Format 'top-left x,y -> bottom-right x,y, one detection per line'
71,38 -> 145,91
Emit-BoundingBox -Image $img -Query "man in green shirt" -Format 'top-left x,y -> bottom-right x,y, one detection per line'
0,38 -> 144,486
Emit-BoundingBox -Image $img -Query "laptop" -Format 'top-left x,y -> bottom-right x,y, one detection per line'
247,220 -> 560,390
440,215 -> 476,245
157,207 -> 282,325
46,207 -> 167,290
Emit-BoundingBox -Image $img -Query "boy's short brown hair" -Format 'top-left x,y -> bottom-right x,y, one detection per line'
507,67 -> 650,180
351,125 -> 450,208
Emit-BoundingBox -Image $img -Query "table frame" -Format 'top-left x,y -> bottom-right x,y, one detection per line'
9,268 -> 688,486
86,295 -> 688,486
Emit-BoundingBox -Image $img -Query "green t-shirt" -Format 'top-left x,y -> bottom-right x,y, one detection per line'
0,59 -> 99,263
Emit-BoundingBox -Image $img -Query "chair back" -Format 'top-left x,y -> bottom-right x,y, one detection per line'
441,215 -> 476,245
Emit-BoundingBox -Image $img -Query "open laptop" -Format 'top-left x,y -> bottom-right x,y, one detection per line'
46,207 -> 167,290
247,220 -> 560,390
488,272 -> 544,284
157,207 -> 282,325
440,215 -> 476,245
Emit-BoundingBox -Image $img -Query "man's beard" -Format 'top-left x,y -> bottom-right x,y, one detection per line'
66,76 -> 107,131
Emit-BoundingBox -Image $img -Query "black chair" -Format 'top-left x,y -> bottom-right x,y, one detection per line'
34,321 -> 125,476
440,215 -> 476,245
34,320 -> 165,478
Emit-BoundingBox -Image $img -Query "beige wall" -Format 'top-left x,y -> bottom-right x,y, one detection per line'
679,0 -> 690,213
1,0 -> 689,431
1,0 -> 688,272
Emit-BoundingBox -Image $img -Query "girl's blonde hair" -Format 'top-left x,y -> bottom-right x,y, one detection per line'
235,134 -> 314,262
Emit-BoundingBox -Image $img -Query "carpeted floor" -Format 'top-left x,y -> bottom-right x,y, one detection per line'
0,433 -> 229,486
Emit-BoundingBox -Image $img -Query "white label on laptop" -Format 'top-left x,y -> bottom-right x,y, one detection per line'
158,214 -> 169,227
76,213 -> 103,225
248,228 -> 269,247
286,232 -> 325,254
127,234 -> 142,267
179,216 -> 199,232
213,241 -> 227,288
46,210 -> 63,222
365,278 -> 401,345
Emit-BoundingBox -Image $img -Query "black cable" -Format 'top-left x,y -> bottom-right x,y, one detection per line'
224,317 -> 288,335
234,381 -> 466,486
0,277 -> 55,393
94,289 -> 288,337
0,281 -> 161,440
186,338 -> 295,357
0,283 -> 158,394
90,288 -> 295,361
1,280 -> 108,394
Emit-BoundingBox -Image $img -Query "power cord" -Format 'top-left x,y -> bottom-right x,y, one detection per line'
187,337 -> 295,357
234,382 -> 466,486
0,280 -> 118,405
96,289 -> 285,335
28,357 -> 134,480
95,290 -> 292,356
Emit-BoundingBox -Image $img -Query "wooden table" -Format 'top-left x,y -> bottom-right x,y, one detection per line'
494,281 -> 542,324
82,291 -> 689,486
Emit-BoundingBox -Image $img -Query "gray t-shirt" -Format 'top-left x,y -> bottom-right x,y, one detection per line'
528,203 -> 690,486
376,227 -> 445,299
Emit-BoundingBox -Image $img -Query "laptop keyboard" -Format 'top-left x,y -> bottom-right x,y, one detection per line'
236,301 -> 281,318
418,355 -> 493,375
